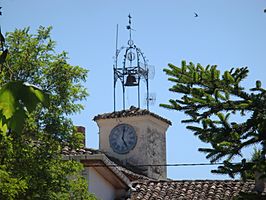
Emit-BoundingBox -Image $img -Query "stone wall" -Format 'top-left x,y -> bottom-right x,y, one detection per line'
95,115 -> 170,179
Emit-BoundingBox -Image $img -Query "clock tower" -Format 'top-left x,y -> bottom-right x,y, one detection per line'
94,16 -> 171,179
93,106 -> 171,180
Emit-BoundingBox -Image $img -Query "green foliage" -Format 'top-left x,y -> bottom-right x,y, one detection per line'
234,191 -> 266,200
0,81 -> 49,133
241,148 -> 262,180
0,26 -> 95,199
161,61 -> 266,182
0,166 -> 27,200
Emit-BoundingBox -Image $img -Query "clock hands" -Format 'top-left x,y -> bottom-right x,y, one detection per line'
121,127 -> 128,147
110,124 -> 137,154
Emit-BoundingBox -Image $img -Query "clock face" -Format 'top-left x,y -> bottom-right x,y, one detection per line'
109,124 -> 137,154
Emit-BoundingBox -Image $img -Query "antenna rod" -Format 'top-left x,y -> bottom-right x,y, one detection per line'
115,24 -> 118,60
0,7 -> 4,52
138,79 -> 140,108
147,78 -> 149,110
114,24 -> 119,112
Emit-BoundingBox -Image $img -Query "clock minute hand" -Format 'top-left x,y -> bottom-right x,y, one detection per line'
122,127 -> 128,147
122,127 -> 125,140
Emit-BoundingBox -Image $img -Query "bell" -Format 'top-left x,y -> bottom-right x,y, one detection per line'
125,74 -> 138,86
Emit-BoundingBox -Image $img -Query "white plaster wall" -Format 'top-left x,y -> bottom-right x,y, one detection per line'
87,167 -> 116,200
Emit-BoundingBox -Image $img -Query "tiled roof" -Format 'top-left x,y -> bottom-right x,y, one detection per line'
115,163 -> 151,182
62,146 -> 101,156
63,147 -> 266,199
62,146 -> 150,181
129,180 -> 257,200
105,155 -> 151,181
93,106 -> 172,125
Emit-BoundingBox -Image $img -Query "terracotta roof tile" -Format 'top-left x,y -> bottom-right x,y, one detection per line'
62,146 -> 100,155
128,180 -> 257,200
93,106 -> 172,125
62,147 -> 266,199
115,163 -> 151,181
62,146 -> 150,181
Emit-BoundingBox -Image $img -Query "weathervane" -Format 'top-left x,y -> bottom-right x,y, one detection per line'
113,15 -> 153,111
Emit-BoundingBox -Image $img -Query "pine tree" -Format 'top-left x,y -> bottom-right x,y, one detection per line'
160,60 -> 266,181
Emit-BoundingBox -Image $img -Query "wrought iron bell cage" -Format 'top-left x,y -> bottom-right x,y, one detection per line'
113,15 -> 150,111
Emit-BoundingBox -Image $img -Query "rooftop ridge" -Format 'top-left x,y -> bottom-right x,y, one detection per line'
93,106 -> 172,125
62,146 -> 151,181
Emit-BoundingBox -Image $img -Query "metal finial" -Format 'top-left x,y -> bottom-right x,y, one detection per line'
127,14 -> 132,30
126,14 -> 134,46
128,14 -> 131,24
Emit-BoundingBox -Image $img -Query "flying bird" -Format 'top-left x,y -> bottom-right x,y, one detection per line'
194,12 -> 198,17
264,8 -> 266,13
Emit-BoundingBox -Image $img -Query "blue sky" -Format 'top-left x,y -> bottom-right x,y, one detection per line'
3,0 -> 266,180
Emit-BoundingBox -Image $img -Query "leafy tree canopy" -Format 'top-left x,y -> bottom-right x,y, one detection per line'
161,60 -> 266,180
0,26 -> 96,199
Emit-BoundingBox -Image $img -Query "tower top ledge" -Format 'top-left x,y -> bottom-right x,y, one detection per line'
93,106 -> 172,125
